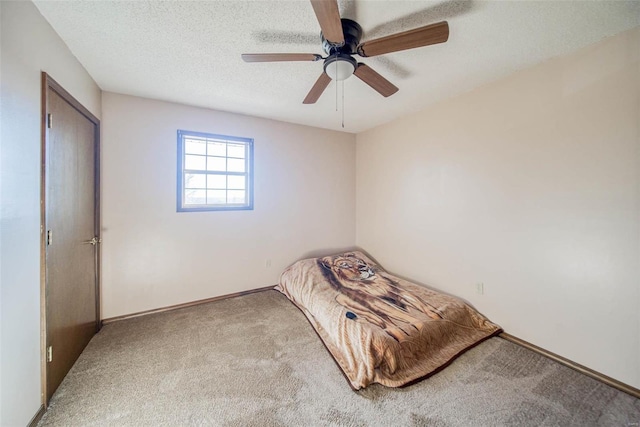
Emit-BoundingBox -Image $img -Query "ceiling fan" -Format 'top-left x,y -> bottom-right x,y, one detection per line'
241,0 -> 449,104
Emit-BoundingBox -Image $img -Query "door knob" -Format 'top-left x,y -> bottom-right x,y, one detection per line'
82,237 -> 101,245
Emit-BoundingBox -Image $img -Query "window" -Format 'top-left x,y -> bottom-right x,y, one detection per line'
177,130 -> 253,212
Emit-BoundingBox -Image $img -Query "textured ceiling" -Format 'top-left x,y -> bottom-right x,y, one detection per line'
34,1 -> 639,133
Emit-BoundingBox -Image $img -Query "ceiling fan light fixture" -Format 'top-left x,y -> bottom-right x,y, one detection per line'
323,54 -> 357,81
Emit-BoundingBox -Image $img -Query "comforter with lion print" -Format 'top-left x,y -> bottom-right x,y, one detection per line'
276,251 -> 501,389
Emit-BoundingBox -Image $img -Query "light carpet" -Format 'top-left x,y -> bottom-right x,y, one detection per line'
39,290 -> 640,426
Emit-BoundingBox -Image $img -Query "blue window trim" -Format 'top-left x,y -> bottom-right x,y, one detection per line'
177,129 -> 254,212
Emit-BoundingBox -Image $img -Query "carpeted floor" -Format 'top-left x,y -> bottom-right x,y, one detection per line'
39,290 -> 640,426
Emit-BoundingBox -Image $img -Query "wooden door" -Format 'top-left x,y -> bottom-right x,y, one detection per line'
42,74 -> 100,403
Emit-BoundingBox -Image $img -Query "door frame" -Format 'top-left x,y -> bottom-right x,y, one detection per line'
40,72 -> 101,406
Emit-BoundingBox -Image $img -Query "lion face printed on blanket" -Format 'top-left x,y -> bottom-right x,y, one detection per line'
319,253 -> 443,342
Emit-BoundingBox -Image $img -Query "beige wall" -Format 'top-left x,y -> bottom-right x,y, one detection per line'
0,1 -> 102,425
101,93 -> 356,318
356,28 -> 640,388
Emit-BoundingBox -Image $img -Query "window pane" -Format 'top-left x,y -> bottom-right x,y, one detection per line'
207,156 -> 226,172
227,175 -> 245,190
207,190 -> 226,205
185,189 -> 206,205
185,139 -> 206,155
185,173 -> 206,189
227,143 -> 245,158
178,131 -> 252,211
228,158 -> 245,172
227,190 -> 245,204
207,175 -> 226,189
208,141 -> 226,157
185,155 -> 206,171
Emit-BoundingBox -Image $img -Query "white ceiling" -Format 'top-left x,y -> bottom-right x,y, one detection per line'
34,1 -> 639,133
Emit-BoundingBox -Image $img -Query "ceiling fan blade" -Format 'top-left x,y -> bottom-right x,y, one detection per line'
241,53 -> 321,62
354,64 -> 398,97
357,21 -> 449,57
310,0 -> 345,45
303,72 -> 332,104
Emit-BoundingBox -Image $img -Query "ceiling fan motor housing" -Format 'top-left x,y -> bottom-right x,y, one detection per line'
321,19 -> 363,55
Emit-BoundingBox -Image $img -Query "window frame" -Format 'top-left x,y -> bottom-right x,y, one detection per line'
177,129 -> 254,212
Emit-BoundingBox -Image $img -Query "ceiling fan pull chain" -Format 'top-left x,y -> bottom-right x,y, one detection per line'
335,60 -> 338,112
341,80 -> 345,128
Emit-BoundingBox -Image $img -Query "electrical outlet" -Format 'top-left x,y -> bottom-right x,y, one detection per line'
476,282 -> 484,295
265,259 -> 272,268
